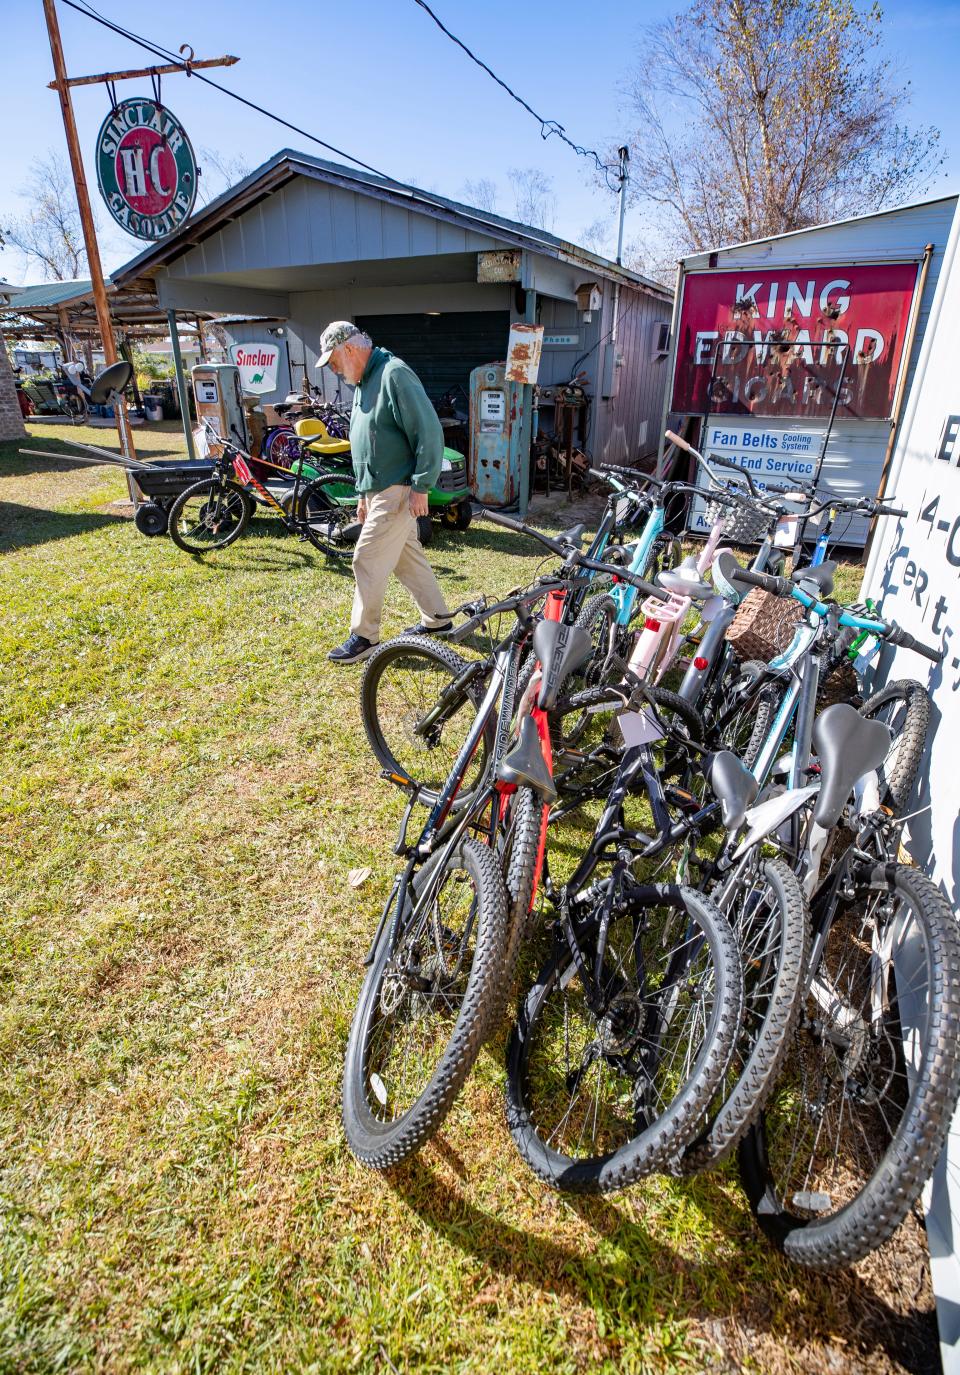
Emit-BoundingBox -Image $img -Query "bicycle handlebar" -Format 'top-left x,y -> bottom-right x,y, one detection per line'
482,508 -> 669,600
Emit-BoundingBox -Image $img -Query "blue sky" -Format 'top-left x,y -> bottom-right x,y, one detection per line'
2,0 -> 958,283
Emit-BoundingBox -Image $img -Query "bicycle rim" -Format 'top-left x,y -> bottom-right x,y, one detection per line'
169,480 -> 249,552
740,865 -> 960,1268
506,884 -> 742,1191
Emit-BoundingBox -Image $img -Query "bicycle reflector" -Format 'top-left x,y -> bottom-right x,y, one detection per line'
694,656 -> 709,671
644,616 -> 662,631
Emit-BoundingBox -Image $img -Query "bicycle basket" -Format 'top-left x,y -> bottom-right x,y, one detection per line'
703,494 -> 773,544
726,588 -> 803,661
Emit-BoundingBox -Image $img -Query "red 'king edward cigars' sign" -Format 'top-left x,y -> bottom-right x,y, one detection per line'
670,262 -> 919,420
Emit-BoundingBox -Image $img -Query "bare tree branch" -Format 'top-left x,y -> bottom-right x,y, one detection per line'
611,0 -> 944,258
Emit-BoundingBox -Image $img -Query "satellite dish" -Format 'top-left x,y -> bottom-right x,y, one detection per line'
89,360 -> 133,405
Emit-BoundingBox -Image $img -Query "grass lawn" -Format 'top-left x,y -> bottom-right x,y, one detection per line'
0,421 -> 935,1373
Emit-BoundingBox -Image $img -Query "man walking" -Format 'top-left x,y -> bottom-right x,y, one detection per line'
318,322 -> 452,664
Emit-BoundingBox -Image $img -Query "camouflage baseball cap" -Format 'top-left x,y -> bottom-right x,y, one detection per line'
315,320 -> 364,368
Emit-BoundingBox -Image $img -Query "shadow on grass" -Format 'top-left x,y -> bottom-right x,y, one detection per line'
0,500 -> 128,555
389,1157 -> 937,1373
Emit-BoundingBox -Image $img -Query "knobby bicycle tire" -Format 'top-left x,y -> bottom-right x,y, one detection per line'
360,635 -> 493,805
495,786 -> 547,1029
342,835 -> 509,1169
858,679 -> 931,814
505,885 -> 743,1193
167,477 -> 252,553
297,473 -> 357,558
739,863 -> 960,1269
680,857 -> 809,1172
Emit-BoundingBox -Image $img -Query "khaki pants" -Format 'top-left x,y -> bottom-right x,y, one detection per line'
350,484 -> 450,642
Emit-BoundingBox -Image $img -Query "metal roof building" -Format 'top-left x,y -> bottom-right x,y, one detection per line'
111,149 -> 675,492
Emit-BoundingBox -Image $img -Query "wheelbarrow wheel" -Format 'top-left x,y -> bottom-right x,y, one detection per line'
440,500 -> 472,531
134,501 -> 169,537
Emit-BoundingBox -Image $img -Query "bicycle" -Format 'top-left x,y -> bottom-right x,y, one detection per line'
343,530 -> 677,1169
700,559 -> 960,1267
166,421 -> 357,557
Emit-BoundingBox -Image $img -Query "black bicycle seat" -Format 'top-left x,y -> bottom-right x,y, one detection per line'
497,715 -> 557,802
706,750 -> 759,831
792,560 -> 836,597
533,619 -> 593,711
558,522 -> 586,548
812,703 -> 892,828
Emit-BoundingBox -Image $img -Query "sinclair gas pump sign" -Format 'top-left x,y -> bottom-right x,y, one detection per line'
671,263 -> 919,419
96,98 -> 198,240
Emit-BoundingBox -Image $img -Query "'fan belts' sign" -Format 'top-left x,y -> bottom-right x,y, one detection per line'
96,99 -> 198,241
671,263 -> 920,420
228,343 -> 280,394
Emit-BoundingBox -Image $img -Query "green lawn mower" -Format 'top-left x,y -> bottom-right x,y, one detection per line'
290,435 -> 472,545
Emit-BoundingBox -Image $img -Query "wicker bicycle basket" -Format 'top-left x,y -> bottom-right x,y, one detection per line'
727,587 -> 804,662
703,495 -> 772,545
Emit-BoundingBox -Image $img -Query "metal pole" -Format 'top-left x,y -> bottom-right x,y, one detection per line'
42,0 -> 136,460
615,146 -> 629,267
518,286 -> 536,517
167,309 -> 196,460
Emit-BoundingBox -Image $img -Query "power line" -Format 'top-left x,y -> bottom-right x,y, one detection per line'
409,0 -> 622,193
60,0 -> 400,183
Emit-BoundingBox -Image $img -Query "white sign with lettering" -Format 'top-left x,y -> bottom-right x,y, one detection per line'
228,342 -> 280,395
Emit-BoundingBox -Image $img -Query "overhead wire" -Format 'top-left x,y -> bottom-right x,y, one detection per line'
61,0 -> 620,243
60,0 -> 401,183
409,0 -> 623,193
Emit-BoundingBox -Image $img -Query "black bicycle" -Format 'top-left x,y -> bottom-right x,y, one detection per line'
167,422 -> 357,557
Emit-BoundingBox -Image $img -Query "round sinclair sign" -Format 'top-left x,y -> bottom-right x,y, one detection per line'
96,99 -> 198,241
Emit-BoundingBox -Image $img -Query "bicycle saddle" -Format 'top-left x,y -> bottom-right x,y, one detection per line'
792,560 -> 836,597
658,556 -> 713,600
558,522 -> 586,548
706,750 -> 760,831
812,703 -> 891,828
498,714 -> 557,802
533,619 -> 594,711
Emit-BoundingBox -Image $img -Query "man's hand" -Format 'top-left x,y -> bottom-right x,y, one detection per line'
357,495 -> 368,524
409,490 -> 429,519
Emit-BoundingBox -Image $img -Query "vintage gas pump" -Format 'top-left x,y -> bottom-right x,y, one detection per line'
190,363 -> 249,455
468,362 -> 527,507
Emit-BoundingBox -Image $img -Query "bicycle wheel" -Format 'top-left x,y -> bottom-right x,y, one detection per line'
361,636 -> 493,805
342,835 -> 508,1168
714,663 -> 784,771
297,473 -> 357,558
858,679 -> 930,814
681,856 -> 809,1172
168,478 -> 252,553
506,885 -> 742,1192
263,427 -> 300,469
739,863 -> 960,1269
496,786 -> 547,1023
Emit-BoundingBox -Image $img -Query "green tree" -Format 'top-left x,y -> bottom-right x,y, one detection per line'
622,0 -> 943,256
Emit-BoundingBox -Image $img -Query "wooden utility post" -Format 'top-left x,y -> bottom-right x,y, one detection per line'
41,0 -> 237,461
42,0 -> 136,457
